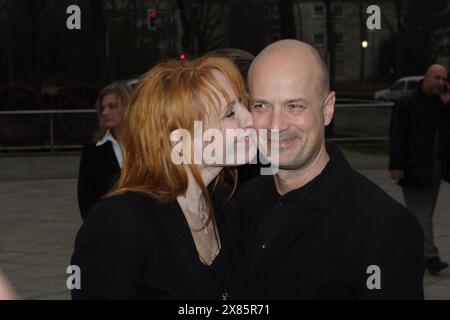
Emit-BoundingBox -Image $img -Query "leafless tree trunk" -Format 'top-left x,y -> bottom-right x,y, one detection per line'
175,0 -> 228,57
1,0 -> 15,85
324,0 -> 335,89
394,0 -> 404,77
24,0 -> 45,91
278,0 -> 296,39
89,0 -> 108,83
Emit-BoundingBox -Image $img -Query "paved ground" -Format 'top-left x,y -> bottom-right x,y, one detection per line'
1,150 -> 450,300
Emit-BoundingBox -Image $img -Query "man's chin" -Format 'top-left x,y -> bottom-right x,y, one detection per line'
275,155 -> 300,170
277,162 -> 303,171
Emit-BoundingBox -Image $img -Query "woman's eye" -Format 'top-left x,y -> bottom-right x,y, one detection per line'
225,111 -> 235,118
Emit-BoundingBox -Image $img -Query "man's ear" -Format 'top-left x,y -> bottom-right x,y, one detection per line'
323,91 -> 335,126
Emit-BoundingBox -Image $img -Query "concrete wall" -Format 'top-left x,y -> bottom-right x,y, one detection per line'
0,153 -> 81,181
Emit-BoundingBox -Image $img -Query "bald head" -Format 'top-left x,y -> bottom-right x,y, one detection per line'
249,40 -> 330,101
425,64 -> 448,77
422,64 -> 448,96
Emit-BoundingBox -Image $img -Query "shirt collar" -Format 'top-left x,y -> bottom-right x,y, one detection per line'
96,130 -> 118,146
266,142 -> 353,210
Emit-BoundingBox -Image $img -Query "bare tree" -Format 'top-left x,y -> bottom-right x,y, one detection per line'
324,0 -> 335,89
89,0 -> 109,83
278,0 -> 296,39
0,0 -> 14,85
381,0 -> 450,76
175,0 -> 228,57
24,0 -> 46,91
91,0 -> 142,82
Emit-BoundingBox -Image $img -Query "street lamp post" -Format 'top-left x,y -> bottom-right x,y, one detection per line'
361,40 -> 368,93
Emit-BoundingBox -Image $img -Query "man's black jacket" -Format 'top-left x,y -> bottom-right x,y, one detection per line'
232,142 -> 424,299
389,85 -> 450,186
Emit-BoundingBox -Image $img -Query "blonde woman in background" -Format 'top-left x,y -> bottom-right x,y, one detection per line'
77,83 -> 134,220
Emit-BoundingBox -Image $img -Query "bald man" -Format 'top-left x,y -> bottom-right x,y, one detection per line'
389,64 -> 449,274
233,40 -> 424,299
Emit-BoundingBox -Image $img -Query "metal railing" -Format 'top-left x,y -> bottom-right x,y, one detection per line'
0,101 -> 395,152
0,109 -> 97,152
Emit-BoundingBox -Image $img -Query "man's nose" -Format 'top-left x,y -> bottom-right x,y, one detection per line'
270,109 -> 287,131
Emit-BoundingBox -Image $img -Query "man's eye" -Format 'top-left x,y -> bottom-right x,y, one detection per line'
252,103 -> 264,110
289,104 -> 304,110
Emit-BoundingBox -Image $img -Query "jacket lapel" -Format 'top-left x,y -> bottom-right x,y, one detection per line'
105,141 -> 121,172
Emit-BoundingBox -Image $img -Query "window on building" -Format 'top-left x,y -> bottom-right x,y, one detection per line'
272,6 -> 280,20
263,6 -> 271,20
334,33 -> 343,46
314,33 -> 325,45
313,4 -> 325,18
333,5 -> 343,19
263,5 -> 280,20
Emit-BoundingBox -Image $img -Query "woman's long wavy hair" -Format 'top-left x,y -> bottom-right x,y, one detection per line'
108,57 -> 247,228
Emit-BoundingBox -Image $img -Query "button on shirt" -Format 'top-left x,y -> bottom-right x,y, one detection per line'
96,130 -> 123,169
251,178 -> 314,271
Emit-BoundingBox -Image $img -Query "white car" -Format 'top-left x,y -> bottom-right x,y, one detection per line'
115,77 -> 140,88
374,76 -> 423,101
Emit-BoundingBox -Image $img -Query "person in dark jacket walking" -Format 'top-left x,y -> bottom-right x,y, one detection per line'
233,39 -> 424,299
389,64 -> 449,274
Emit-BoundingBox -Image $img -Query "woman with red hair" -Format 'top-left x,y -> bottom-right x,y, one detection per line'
71,56 -> 254,299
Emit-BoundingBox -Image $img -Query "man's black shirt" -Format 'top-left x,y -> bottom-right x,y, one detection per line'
250,169 -> 320,272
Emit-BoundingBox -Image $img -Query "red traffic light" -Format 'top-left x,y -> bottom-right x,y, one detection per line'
147,8 -> 157,30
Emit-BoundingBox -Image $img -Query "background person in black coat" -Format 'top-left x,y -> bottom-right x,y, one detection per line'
71,57 -> 255,299
233,39 -> 424,299
77,83 -> 134,220
389,64 -> 449,274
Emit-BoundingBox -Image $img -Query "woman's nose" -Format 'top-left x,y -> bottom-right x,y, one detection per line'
239,106 -> 254,129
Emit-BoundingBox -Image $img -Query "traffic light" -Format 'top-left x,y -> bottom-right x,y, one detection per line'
179,52 -> 191,60
147,8 -> 157,30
